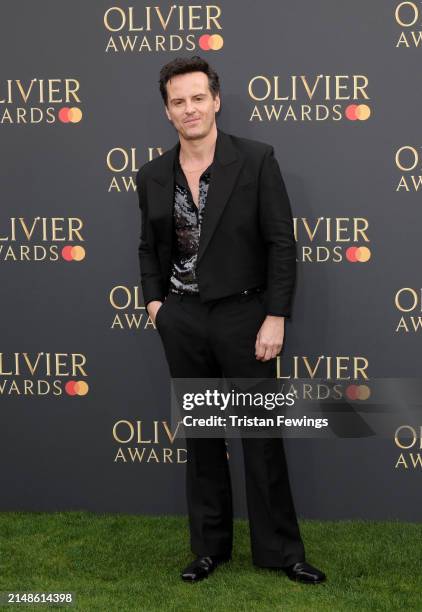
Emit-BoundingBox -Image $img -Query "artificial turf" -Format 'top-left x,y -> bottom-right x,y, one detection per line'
0,513 -> 421,611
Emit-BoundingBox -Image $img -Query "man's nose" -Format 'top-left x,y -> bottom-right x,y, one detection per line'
185,100 -> 196,114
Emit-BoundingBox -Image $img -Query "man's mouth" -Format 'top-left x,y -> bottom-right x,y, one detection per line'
184,118 -> 200,124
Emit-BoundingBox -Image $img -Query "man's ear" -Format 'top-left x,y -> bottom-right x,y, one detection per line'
214,95 -> 221,112
165,105 -> 171,121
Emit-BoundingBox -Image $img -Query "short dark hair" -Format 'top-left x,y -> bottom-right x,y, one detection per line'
159,55 -> 220,106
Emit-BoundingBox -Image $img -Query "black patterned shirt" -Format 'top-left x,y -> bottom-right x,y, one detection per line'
169,154 -> 214,294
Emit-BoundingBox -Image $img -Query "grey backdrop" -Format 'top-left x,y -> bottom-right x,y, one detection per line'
0,1 -> 420,520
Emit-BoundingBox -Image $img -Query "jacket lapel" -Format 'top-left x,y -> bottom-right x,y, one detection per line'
197,129 -> 243,262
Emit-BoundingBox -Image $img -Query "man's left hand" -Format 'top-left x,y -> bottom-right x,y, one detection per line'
255,316 -> 285,361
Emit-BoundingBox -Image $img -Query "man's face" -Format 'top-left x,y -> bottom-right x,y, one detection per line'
164,71 -> 220,140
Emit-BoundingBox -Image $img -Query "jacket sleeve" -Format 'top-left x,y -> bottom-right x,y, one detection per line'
136,166 -> 165,307
258,146 -> 297,318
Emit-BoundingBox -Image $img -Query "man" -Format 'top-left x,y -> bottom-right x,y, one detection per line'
136,56 -> 326,584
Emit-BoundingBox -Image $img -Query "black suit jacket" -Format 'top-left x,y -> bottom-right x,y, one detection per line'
136,127 -> 297,317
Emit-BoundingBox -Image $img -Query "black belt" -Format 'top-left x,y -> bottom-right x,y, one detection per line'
239,286 -> 265,297
169,286 -> 265,303
235,285 -> 266,303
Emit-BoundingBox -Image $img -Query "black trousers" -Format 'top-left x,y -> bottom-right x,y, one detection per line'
155,289 -> 305,567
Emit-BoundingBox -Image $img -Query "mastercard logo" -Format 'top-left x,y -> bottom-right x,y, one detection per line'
345,246 -> 371,263
345,104 -> 371,121
198,34 -> 224,51
345,384 -> 370,401
65,380 -> 89,396
61,246 -> 86,261
58,107 -> 83,123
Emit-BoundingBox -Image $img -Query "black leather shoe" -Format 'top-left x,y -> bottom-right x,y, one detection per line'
181,554 -> 231,582
283,561 -> 326,584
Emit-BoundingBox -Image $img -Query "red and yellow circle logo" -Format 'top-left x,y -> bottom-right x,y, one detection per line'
198,34 -> 224,51
345,246 -> 371,262
345,384 -> 371,400
58,107 -> 83,123
345,104 -> 371,121
61,246 -> 86,261
65,380 -> 89,396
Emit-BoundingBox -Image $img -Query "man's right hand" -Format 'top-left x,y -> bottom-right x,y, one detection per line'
147,300 -> 163,325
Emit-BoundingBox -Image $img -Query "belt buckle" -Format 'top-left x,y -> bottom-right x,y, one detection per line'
238,287 -> 255,302
238,286 -> 264,303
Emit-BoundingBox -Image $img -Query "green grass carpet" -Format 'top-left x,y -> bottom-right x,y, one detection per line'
0,513 -> 421,611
